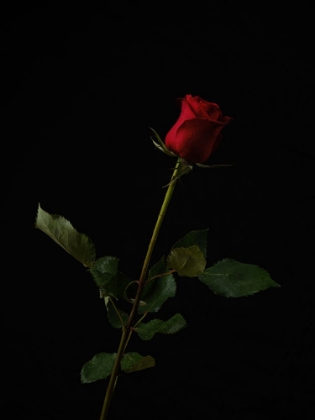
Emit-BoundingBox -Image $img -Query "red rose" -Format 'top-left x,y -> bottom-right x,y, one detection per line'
165,94 -> 232,164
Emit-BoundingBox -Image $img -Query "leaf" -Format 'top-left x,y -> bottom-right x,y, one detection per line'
135,313 -> 187,341
90,256 -> 119,297
35,203 -> 96,267
116,271 -> 133,300
166,245 -> 206,277
80,352 -> 116,383
171,229 -> 208,259
121,352 -> 155,373
90,258 -> 131,299
199,258 -> 281,298
104,297 -> 129,328
138,257 -> 176,314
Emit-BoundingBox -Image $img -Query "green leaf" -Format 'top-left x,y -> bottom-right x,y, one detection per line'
171,229 -> 208,259
116,271 -> 133,300
35,203 -> 96,267
121,352 -> 155,373
104,297 -> 129,328
138,257 -> 176,314
135,313 -> 187,340
90,256 -> 119,297
80,352 -> 116,383
199,258 -> 281,298
166,245 -> 206,277
90,258 -> 131,299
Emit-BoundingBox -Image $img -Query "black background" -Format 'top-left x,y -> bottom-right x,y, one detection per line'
2,3 -> 315,419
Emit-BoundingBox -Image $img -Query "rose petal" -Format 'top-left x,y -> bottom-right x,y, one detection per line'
165,97 -> 197,149
164,94 -> 232,164
179,96 -> 198,120
185,95 -> 223,121
173,118 -> 224,163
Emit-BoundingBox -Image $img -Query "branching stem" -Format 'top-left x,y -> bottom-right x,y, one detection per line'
99,158 -> 181,420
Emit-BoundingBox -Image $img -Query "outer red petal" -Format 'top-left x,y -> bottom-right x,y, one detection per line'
164,95 -> 232,164
165,97 -> 196,150
170,118 -> 224,163
178,96 -> 198,120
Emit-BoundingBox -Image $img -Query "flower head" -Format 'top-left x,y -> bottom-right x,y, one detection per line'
165,94 -> 232,163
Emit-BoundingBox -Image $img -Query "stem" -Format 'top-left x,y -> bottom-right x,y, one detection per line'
108,297 -> 126,332
145,269 -> 176,284
99,158 -> 181,420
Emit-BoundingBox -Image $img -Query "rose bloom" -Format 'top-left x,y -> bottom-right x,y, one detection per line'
165,94 -> 232,164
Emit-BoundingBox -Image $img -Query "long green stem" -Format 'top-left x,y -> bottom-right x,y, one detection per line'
99,158 -> 181,420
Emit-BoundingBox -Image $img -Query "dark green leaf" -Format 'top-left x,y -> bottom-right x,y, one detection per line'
35,203 -> 96,267
116,271 -> 133,300
90,258 -> 131,300
104,297 -> 129,328
90,256 -> 119,297
138,257 -> 176,314
80,352 -> 116,383
166,245 -> 206,277
171,229 -> 208,259
199,258 -> 281,298
135,313 -> 187,340
121,352 -> 155,373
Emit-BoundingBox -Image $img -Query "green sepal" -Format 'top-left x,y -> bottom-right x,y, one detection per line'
120,352 -> 155,373
135,313 -> 187,341
162,158 -> 193,187
198,258 -> 281,298
80,352 -> 116,383
138,257 -> 176,314
167,245 -> 206,277
35,203 -> 96,267
195,163 -> 234,169
149,127 -> 177,157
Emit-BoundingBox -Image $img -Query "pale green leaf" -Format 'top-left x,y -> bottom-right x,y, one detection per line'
167,245 -> 206,277
171,229 -> 208,258
35,203 -> 96,267
120,352 -> 155,373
